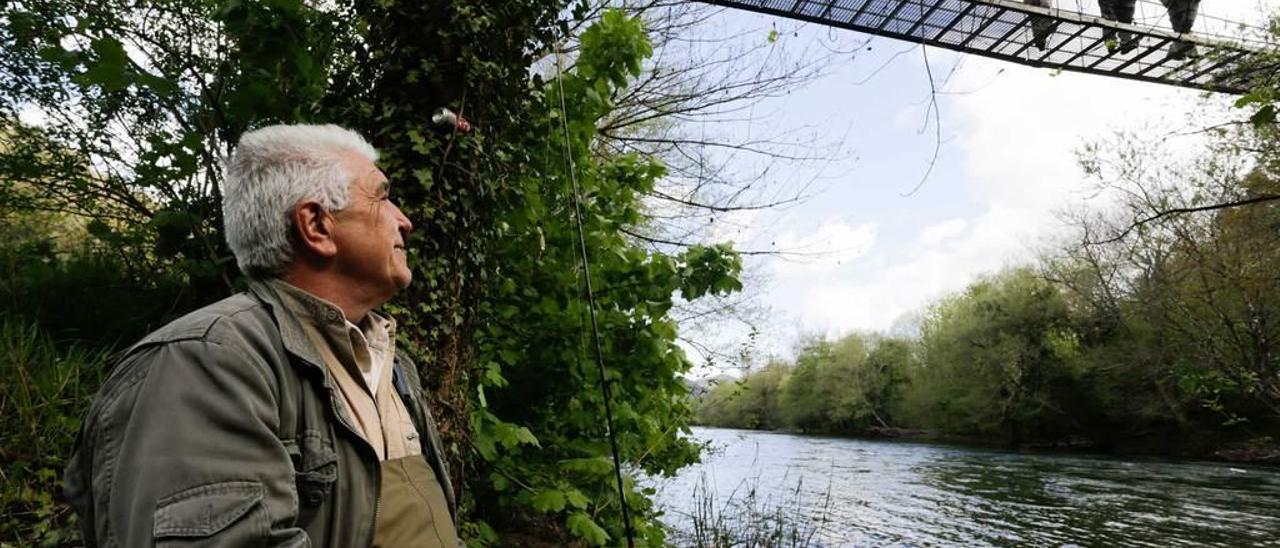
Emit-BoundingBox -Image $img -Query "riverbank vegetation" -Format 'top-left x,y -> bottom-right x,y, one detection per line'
697,83 -> 1280,461
667,473 -> 827,548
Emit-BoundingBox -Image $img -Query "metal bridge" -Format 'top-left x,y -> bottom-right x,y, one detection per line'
694,0 -> 1278,94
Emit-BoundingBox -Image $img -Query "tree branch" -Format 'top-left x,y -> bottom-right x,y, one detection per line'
1089,194 -> 1280,246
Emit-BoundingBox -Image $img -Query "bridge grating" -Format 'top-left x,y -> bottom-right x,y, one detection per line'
695,0 -> 1279,94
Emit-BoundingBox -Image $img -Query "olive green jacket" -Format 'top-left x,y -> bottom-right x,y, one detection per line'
64,281 -> 456,547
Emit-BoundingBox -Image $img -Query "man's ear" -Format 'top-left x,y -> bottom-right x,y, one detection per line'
292,200 -> 339,259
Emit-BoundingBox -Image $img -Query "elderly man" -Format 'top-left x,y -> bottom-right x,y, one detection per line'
65,124 -> 459,547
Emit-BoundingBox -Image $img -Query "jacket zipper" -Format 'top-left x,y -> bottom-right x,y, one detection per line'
369,459 -> 382,548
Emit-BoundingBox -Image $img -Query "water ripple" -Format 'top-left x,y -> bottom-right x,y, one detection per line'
652,427 -> 1280,547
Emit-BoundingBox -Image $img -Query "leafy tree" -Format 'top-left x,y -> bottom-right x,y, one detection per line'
860,338 -> 914,427
699,334 -> 913,435
777,337 -> 837,432
1068,117 -> 1280,428
456,11 -> 743,544
776,334 -> 885,432
695,361 -> 789,429
909,269 -> 1084,441
1,0 -> 341,294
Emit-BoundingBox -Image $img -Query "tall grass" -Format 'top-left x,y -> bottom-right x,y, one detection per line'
0,317 -> 108,546
665,472 -> 832,548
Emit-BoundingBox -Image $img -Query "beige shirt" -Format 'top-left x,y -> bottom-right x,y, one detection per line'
269,279 -> 422,461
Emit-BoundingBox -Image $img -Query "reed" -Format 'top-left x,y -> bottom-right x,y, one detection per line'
0,316 -> 108,546
663,471 -> 832,548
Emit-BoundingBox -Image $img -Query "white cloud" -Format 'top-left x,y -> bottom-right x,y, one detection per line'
918,217 -> 969,247
770,221 -> 878,278
774,205 -> 1036,337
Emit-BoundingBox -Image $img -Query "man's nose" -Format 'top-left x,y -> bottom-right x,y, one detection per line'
393,203 -> 413,234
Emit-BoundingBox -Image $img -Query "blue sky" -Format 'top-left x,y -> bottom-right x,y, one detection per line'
672,0 -> 1279,363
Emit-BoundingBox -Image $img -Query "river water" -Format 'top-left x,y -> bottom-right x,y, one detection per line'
651,427 -> 1280,547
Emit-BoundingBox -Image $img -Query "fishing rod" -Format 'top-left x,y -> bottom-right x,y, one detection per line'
551,44 -> 638,548
432,56 -> 638,547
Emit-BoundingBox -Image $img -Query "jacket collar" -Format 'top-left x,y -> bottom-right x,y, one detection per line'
249,278 -> 397,370
247,278 -> 331,371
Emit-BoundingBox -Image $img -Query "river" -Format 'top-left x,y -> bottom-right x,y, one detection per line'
650,427 -> 1280,547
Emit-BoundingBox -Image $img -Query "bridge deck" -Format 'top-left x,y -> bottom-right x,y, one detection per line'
696,0 -> 1278,94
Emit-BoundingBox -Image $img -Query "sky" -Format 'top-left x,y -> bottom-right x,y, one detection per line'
671,0 -> 1280,365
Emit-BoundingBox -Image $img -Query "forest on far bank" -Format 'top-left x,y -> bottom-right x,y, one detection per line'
695,107 -> 1280,462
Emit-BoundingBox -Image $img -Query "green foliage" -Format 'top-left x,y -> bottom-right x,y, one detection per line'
778,338 -> 851,431
859,338 -> 913,426
324,3 -> 580,500
0,317 -> 108,546
576,9 -> 651,89
699,334 -> 914,436
694,363 -> 790,430
1233,42 -> 1280,129
0,0 -> 348,298
775,334 -> 914,433
460,11 -> 743,545
909,269 -> 1084,439
0,203 -> 199,347
217,0 -> 335,124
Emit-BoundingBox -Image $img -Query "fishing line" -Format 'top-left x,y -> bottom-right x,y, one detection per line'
552,36 -> 638,548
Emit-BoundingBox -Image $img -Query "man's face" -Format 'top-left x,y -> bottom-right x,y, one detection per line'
330,152 -> 414,299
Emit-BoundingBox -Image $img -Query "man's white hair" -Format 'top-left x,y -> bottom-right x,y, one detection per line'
223,124 -> 378,278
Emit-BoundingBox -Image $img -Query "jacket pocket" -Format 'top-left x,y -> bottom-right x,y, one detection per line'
153,480 -> 267,545
286,430 -> 338,507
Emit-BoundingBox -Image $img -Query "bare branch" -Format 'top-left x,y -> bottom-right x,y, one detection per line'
1088,193 -> 1280,246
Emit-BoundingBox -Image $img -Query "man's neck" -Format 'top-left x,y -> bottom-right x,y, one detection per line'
281,271 -> 373,322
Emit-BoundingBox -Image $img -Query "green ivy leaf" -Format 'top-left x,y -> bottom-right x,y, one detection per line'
531,489 -> 566,512
489,472 -> 510,492
85,219 -> 114,241
513,426 -> 540,447
82,36 -> 130,91
38,46 -> 82,71
566,512 -> 610,546
560,457 -> 614,477
1249,104 -> 1276,127
564,488 -> 589,509
483,363 -> 508,388
136,72 -> 179,97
